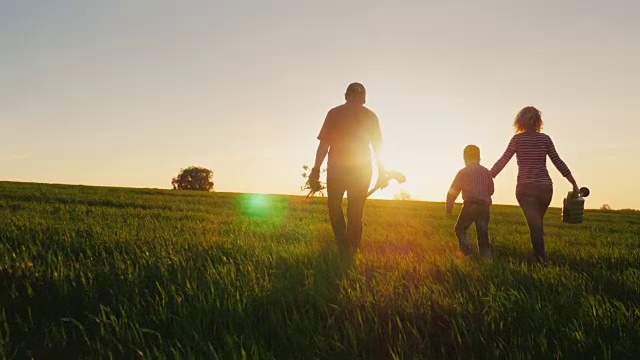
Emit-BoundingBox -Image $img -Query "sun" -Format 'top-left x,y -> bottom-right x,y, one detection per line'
366,131 -> 461,203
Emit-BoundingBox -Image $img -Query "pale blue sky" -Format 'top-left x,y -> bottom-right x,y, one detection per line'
2,0 -> 639,209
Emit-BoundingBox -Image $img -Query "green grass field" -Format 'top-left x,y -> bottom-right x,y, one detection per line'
1,181 -> 639,359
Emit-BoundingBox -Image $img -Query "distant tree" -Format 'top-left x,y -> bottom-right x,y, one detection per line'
172,166 -> 214,191
600,204 -> 612,211
393,190 -> 413,201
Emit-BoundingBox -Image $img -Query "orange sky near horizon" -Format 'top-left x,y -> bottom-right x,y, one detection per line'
2,1 -> 640,210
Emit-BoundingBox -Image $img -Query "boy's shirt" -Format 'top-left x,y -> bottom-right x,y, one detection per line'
446,163 -> 494,213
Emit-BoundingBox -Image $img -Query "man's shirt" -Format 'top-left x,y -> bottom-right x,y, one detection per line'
317,102 -> 383,167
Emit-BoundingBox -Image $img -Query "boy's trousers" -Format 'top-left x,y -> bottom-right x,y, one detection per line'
454,202 -> 491,256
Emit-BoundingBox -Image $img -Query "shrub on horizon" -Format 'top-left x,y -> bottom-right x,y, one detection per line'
171,166 -> 214,191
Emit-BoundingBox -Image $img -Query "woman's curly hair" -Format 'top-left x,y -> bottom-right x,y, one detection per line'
514,106 -> 543,133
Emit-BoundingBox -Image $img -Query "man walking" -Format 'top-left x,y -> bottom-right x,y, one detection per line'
308,82 -> 384,251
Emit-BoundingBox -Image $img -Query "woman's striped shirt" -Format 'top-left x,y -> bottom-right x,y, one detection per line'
490,132 -> 571,185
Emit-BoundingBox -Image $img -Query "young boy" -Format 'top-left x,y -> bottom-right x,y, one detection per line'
446,145 -> 494,257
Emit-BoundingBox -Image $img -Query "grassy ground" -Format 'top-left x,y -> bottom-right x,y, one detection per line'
1,181 -> 639,359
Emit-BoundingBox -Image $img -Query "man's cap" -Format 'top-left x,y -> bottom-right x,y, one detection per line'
346,82 -> 366,95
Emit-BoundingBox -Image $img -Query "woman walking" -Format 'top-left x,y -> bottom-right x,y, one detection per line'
491,106 -> 580,262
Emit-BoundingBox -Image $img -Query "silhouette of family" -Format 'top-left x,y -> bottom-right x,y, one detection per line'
309,82 -> 581,262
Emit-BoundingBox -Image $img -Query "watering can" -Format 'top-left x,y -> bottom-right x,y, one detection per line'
562,187 -> 590,223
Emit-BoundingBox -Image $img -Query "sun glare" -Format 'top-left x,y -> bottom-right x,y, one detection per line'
240,194 -> 273,217
367,104 -> 466,203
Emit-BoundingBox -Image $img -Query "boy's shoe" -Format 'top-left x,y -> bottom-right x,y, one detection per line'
480,248 -> 493,258
458,242 -> 472,257
337,237 -> 350,253
533,253 -> 548,263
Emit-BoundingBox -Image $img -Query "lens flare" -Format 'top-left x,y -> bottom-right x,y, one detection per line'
237,194 -> 291,237
240,194 -> 272,217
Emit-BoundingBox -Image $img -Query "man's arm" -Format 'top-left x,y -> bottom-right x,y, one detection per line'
310,111 -> 332,181
372,141 -> 384,174
311,141 -> 329,179
370,112 -> 385,175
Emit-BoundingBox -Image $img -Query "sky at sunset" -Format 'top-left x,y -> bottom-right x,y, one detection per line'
2,1 -> 639,209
